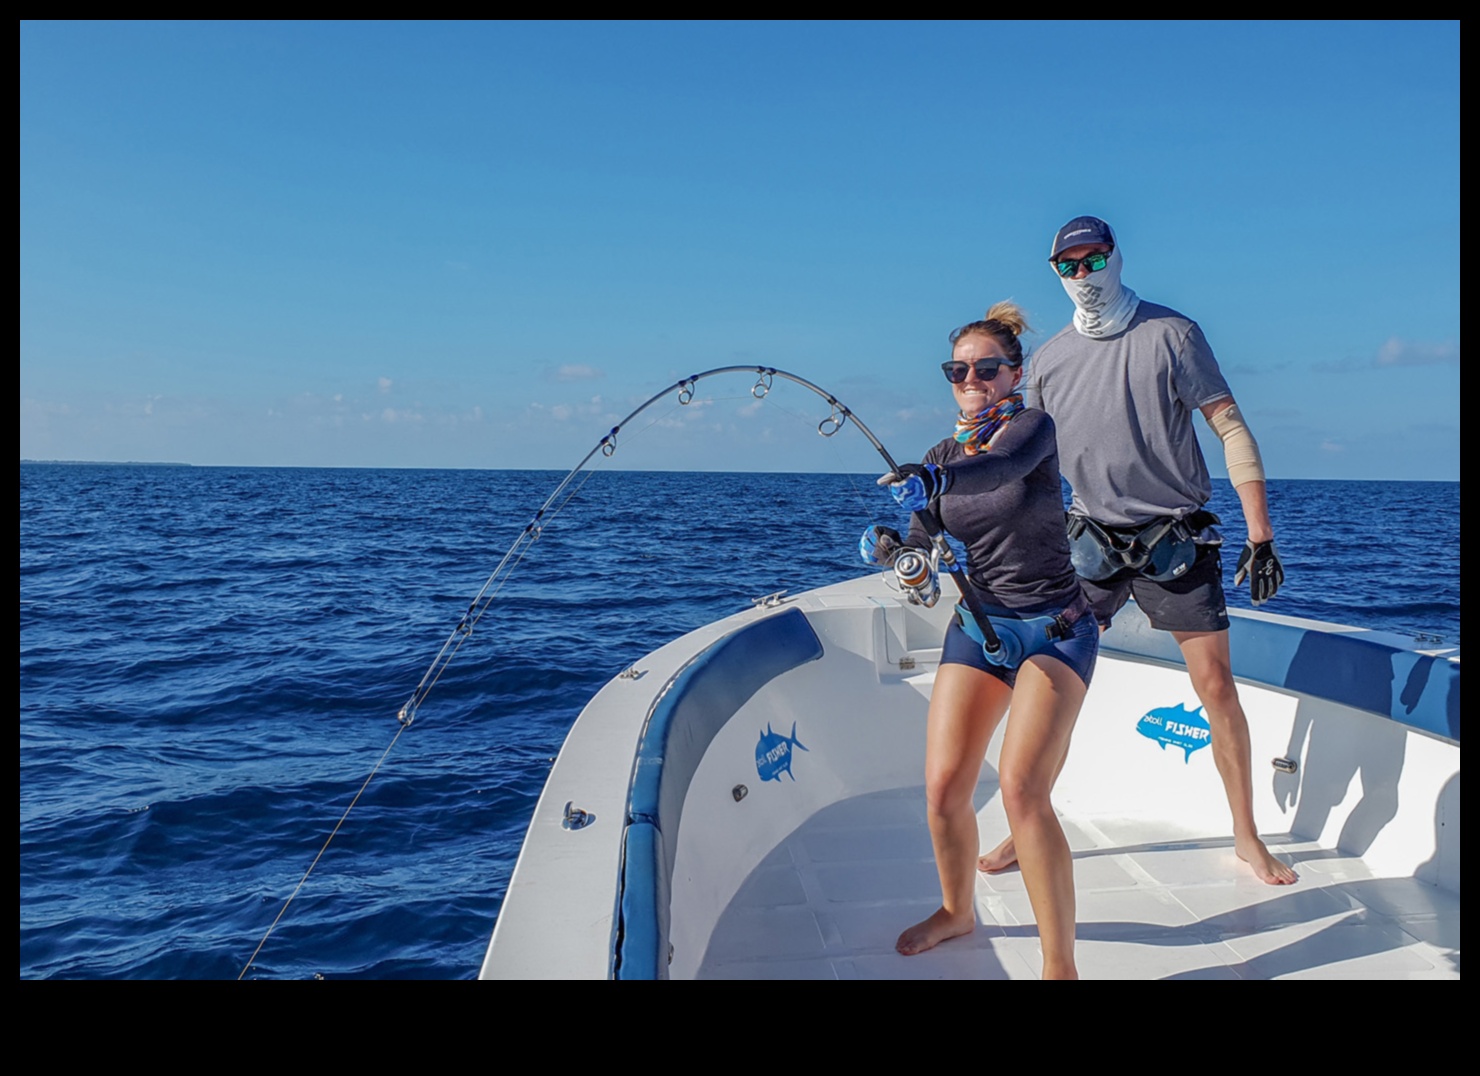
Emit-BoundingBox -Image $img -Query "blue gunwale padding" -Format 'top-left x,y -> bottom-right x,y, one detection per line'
1100,601 -> 1460,742
615,823 -> 662,980
612,606 -> 825,980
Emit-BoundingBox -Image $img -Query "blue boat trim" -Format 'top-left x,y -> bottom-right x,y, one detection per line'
615,823 -> 664,980
1101,602 -> 1460,742
613,606 -> 825,979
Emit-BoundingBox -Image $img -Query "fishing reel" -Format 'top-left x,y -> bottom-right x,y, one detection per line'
893,547 -> 941,608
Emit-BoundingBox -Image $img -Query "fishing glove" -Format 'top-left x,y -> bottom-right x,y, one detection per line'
888,463 -> 952,512
1234,539 -> 1284,605
859,524 -> 904,567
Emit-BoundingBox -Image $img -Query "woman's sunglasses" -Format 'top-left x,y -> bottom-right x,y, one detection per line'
942,359 -> 1013,384
1053,251 -> 1111,278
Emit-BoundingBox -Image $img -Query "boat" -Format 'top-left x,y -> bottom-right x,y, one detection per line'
479,571 -> 1460,980
453,366 -> 1458,979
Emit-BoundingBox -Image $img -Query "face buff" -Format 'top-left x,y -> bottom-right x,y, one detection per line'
1059,244 -> 1140,338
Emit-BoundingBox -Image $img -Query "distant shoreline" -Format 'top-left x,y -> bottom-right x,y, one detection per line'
21,459 -> 193,467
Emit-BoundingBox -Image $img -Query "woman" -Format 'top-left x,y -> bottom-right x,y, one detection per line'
861,302 -> 1097,979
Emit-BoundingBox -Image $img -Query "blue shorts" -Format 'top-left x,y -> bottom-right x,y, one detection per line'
940,599 -> 1099,689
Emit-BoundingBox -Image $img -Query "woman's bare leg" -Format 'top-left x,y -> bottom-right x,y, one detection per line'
981,623 -> 1104,874
897,662 -> 1012,955
996,654 -> 1087,979
978,739 -> 1073,872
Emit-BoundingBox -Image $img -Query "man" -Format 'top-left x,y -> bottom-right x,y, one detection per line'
977,215 -> 1297,885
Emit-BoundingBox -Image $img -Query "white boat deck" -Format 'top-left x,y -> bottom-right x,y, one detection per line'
698,784 -> 1461,979
484,576 -> 1459,981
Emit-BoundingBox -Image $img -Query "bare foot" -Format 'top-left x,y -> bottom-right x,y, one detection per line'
896,907 -> 974,955
977,835 -> 1018,874
1237,834 -> 1298,885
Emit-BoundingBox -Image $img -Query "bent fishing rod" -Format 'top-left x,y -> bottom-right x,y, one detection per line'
240,364 -> 999,978
392,364 -> 1001,734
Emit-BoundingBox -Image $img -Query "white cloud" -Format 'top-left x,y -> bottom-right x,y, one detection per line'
529,395 -> 612,424
554,363 -> 603,382
378,377 -> 393,392
378,407 -> 425,424
20,398 -> 74,417
652,397 -> 718,428
1375,337 -> 1459,367
1313,337 -> 1460,373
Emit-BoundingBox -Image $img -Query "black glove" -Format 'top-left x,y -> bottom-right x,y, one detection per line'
1234,539 -> 1284,605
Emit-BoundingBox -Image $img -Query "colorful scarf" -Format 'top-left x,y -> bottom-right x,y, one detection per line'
954,393 -> 1024,456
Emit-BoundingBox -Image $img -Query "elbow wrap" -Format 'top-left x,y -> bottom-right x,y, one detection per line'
1207,403 -> 1266,487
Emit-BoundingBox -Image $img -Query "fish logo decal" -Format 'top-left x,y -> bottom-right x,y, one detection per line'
1136,703 -> 1212,763
755,722 -> 808,782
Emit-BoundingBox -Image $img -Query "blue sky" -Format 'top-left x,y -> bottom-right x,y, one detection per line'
20,21 -> 1459,479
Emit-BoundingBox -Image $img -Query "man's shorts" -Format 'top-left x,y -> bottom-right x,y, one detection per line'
1079,545 -> 1230,633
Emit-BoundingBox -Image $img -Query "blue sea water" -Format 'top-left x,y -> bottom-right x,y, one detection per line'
19,463 -> 1460,979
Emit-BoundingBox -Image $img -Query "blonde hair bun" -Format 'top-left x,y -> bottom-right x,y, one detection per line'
983,301 -> 1031,339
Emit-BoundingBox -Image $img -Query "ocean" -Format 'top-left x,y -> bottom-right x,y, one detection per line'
19,463 -> 1460,979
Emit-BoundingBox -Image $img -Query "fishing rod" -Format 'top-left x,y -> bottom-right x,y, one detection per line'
390,365 -> 999,737
240,364 -> 1000,978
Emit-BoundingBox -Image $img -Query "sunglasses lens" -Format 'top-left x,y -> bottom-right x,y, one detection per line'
945,361 -> 1002,383
1054,252 -> 1110,277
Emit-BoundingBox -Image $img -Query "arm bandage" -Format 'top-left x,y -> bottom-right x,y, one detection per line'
1207,403 -> 1266,487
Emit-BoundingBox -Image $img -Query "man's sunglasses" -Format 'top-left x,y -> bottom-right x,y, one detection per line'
942,359 -> 1012,384
1052,251 -> 1111,278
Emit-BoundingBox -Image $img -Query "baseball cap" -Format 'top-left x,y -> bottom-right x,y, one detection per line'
1050,216 -> 1116,259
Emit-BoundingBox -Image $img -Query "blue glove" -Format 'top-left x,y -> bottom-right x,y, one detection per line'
889,463 -> 952,512
1233,539 -> 1284,605
859,524 -> 904,567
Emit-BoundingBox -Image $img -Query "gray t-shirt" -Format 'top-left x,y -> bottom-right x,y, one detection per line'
1024,301 -> 1231,527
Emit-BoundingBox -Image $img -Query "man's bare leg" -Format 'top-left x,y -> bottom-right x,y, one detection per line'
1173,629 -> 1298,885
981,629 -> 1298,884
978,833 -> 1019,874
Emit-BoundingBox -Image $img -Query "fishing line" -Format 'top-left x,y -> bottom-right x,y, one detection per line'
237,728 -> 407,980
240,364 -> 996,977
752,391 -> 885,522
